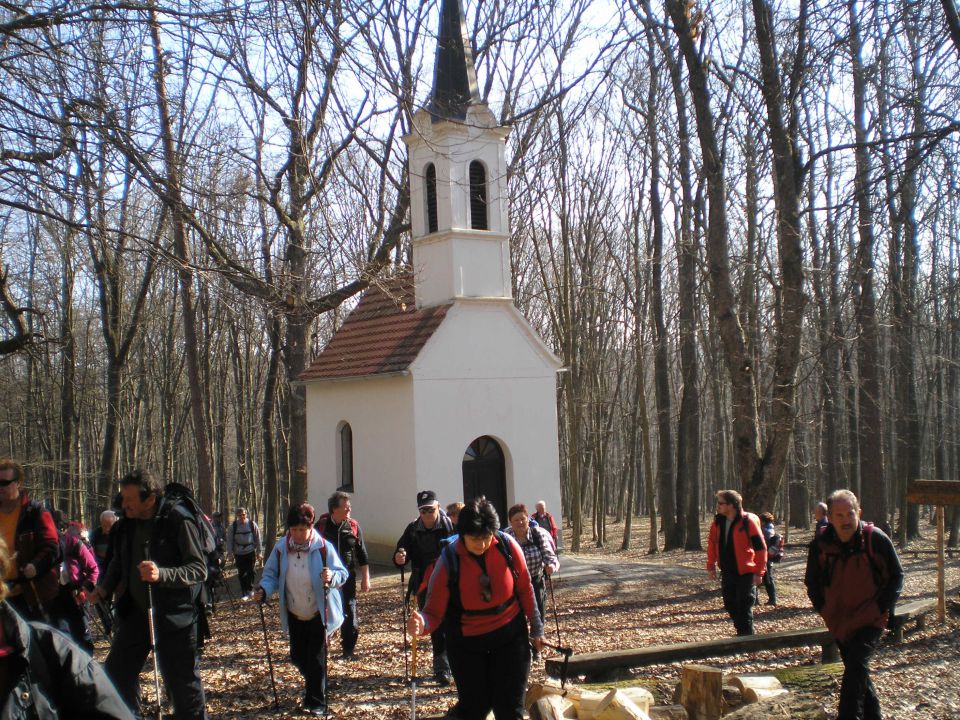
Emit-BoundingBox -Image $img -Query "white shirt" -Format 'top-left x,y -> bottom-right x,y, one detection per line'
285,548 -> 319,620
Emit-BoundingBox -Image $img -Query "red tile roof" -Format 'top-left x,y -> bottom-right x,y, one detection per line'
299,275 -> 450,382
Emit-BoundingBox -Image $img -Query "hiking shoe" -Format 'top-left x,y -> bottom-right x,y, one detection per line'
434,670 -> 453,686
303,703 -> 326,716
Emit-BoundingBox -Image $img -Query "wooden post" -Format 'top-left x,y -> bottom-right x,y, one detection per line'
679,664 -> 723,720
937,505 -> 946,623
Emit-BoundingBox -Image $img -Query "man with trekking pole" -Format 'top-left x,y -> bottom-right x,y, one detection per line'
393,490 -> 456,686
91,469 -> 209,720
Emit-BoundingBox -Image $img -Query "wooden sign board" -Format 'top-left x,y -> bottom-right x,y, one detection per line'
906,480 -> 960,506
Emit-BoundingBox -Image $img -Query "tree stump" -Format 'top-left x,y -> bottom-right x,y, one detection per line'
678,664 -> 723,720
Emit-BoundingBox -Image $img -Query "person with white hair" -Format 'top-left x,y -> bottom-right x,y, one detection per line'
89,510 -> 118,573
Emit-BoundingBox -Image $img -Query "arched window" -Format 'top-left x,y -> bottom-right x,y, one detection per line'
425,163 -> 438,234
337,422 -> 354,492
469,161 -> 488,230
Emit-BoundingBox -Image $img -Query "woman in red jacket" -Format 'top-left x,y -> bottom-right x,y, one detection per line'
408,498 -> 545,720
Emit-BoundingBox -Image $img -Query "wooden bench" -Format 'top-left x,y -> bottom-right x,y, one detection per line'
890,597 -> 937,641
544,627 -> 838,681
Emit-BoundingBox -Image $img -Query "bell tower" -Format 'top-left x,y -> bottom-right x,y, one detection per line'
404,0 -> 512,308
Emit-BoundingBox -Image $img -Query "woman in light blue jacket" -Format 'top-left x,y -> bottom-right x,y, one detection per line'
254,502 -> 348,716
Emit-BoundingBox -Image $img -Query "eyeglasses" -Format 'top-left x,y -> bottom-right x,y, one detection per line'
478,572 -> 492,603
419,507 -> 436,515
0,479 -> 16,487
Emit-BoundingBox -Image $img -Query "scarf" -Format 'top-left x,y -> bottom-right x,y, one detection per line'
286,528 -> 315,554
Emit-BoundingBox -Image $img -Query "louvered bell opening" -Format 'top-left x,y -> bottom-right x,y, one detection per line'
425,163 -> 439,234
469,161 -> 488,230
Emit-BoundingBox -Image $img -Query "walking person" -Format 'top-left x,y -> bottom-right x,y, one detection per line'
89,510 -> 118,574
504,503 -> 558,660
0,536 -> 135,720
408,497 -> 545,720
0,459 -> 63,628
757,512 -> 781,607
530,500 -> 558,549
814,501 -> 830,532
55,520 -> 100,651
706,489 -> 768,636
805,489 -> 903,720
393,490 -> 456,685
254,503 -> 348,717
227,507 -> 262,600
315,491 -> 370,659
91,469 -> 209,720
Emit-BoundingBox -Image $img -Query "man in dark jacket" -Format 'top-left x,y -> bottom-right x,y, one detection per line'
805,489 -> 903,720
316,491 -> 370,659
705,489 -> 767,636
393,490 -> 455,685
91,469 -> 208,720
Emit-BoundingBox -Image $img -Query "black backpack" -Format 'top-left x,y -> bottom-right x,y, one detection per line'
158,483 -> 221,575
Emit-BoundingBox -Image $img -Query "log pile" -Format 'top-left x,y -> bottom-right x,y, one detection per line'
526,666 -> 795,720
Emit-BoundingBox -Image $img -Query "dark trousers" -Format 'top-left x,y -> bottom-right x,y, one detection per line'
837,626 -> 884,720
105,609 -> 207,719
416,587 -> 449,674
339,574 -> 358,655
287,611 -> 327,708
446,613 -> 531,720
235,552 -> 256,596
721,571 -> 756,636
532,576 -> 547,621
761,560 -> 777,604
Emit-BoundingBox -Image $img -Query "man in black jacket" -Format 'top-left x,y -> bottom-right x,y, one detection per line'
316,491 -> 370,659
393,490 -> 455,685
91,469 -> 208,720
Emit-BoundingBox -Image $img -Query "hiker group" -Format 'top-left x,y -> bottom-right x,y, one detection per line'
0,456 -> 562,720
706,487 -> 904,720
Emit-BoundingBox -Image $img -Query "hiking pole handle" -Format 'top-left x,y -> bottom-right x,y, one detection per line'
143,541 -> 163,718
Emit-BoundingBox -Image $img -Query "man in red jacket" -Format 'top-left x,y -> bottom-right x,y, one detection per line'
706,489 -> 767,636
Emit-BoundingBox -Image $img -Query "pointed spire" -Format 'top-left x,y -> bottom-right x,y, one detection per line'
428,0 -> 480,122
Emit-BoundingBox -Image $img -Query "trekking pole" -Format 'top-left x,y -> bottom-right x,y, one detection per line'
409,598 -> 418,720
322,581 -> 330,720
25,578 -> 51,623
546,573 -> 563,648
400,566 -> 409,682
142,542 -> 163,720
257,598 -> 280,713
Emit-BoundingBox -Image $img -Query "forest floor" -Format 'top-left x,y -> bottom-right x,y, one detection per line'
92,515 -> 960,718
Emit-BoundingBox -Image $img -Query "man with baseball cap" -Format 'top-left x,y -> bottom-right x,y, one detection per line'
393,489 -> 455,685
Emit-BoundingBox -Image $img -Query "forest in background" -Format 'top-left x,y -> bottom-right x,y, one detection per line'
1,0 -> 959,549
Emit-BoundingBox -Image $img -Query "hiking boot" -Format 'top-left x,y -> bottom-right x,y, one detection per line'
434,670 -> 453,686
303,703 -> 327,716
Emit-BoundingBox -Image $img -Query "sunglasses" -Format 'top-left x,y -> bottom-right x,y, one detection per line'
419,507 -> 436,515
478,572 -> 492,603
0,479 -> 16,487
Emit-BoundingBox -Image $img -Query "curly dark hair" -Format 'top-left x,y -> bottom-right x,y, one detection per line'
457,497 -> 499,537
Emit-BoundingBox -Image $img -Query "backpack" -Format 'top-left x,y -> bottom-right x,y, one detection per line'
816,521 -> 883,588
158,483 -> 220,576
768,533 -> 784,562
440,530 -> 521,636
316,514 -> 360,539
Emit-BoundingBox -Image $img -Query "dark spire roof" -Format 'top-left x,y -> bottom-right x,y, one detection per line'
428,0 -> 480,122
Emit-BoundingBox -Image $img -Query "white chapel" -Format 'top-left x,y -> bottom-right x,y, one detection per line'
300,0 -> 562,559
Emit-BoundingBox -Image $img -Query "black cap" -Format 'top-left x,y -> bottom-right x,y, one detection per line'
417,490 -> 438,509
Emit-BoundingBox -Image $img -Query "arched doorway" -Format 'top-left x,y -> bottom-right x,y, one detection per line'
462,436 -> 507,526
